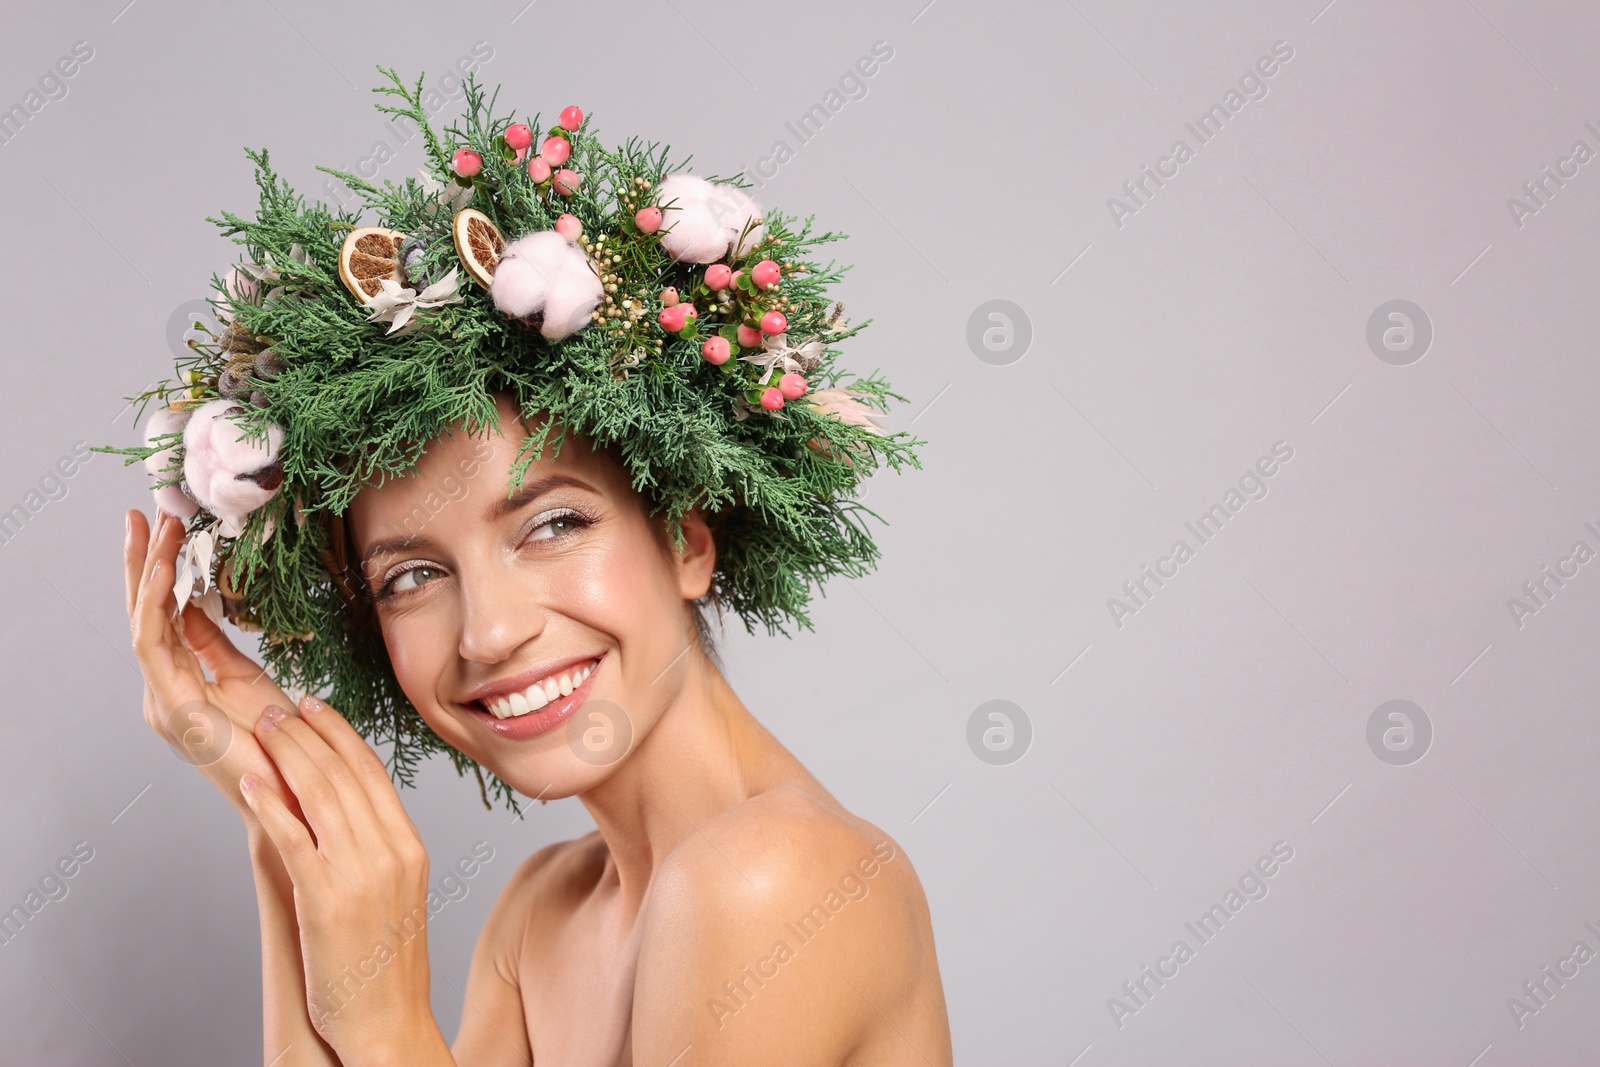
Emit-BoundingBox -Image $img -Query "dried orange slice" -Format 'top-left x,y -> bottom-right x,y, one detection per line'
453,208 -> 505,288
337,227 -> 406,304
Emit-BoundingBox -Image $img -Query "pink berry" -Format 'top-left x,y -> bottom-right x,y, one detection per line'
658,305 -> 688,332
504,123 -> 533,150
778,372 -> 808,399
528,157 -> 552,183
659,287 -> 679,308
702,336 -> 731,364
555,213 -> 582,240
760,310 -> 788,335
559,105 -> 584,131
731,269 -> 745,289
635,206 -> 662,234
705,264 -> 733,290
512,146 -> 528,165
542,136 -> 572,166
760,387 -> 785,411
752,259 -> 781,289
452,148 -> 482,178
681,304 -> 698,323
736,324 -> 762,347
554,169 -> 581,195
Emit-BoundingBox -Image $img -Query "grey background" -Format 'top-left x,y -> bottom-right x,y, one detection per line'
3,0 -> 1598,1063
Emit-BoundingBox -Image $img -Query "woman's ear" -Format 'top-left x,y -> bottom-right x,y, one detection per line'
672,506 -> 717,601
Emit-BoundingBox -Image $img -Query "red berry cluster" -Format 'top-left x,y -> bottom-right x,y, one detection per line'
450,104 -> 586,198
449,101 -> 810,414
649,254 -> 808,411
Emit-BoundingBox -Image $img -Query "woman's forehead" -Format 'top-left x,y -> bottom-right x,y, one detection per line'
349,401 -> 616,528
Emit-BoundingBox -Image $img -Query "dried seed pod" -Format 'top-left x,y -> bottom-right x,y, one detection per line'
217,358 -> 257,399
217,324 -> 268,357
399,234 -> 438,289
253,349 -> 285,378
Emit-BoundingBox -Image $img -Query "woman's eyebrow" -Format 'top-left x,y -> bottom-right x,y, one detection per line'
359,474 -> 596,567
359,532 -> 430,571
486,474 -> 595,522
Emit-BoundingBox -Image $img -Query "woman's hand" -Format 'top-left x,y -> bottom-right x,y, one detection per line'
123,508 -> 301,820
242,696 -> 453,1065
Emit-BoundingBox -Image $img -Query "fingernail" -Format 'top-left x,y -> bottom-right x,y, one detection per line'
124,513 -> 131,539
241,773 -> 259,792
301,696 -> 324,714
260,705 -> 285,730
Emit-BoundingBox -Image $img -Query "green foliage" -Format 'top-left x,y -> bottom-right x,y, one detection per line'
96,68 -> 923,810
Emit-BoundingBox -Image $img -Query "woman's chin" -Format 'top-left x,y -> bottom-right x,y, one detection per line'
498,760 -> 626,803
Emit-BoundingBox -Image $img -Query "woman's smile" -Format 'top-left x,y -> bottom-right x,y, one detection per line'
460,652 -> 607,740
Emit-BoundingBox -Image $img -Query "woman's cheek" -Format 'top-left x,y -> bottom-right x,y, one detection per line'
382,612 -> 451,706
559,538 -> 666,625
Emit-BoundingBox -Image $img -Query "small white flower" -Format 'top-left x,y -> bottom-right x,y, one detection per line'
366,267 -> 465,334
739,334 -> 825,376
418,168 -> 475,215
235,244 -> 314,288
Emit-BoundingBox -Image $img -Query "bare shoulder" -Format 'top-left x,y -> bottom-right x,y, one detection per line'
452,832 -> 612,1065
663,784 -> 925,915
632,785 -> 946,1064
488,830 -> 609,925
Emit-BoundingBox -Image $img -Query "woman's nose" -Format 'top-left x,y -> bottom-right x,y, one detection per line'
456,560 -> 546,664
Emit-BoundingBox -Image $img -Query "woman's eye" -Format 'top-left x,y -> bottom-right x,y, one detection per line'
388,565 -> 443,595
529,514 -> 584,541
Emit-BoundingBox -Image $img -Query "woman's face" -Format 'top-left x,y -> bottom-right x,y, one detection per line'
347,392 -> 715,798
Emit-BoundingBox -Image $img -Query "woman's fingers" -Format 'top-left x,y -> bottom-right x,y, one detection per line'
254,707 -> 375,851
131,545 -> 218,727
181,603 -> 268,685
299,697 -> 416,838
128,511 -> 267,694
128,509 -> 171,636
123,509 -> 149,620
241,772 -> 318,878
131,511 -> 180,646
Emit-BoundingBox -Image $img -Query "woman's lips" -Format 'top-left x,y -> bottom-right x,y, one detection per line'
466,653 -> 604,740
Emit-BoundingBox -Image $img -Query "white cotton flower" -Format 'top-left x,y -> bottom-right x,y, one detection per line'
142,406 -> 199,519
489,231 -> 605,341
655,174 -> 764,263
215,267 -> 260,324
182,398 -> 285,530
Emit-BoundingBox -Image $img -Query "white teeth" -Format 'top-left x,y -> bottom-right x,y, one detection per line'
479,659 -> 597,720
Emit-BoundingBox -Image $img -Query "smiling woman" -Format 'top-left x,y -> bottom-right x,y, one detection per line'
106,68 -> 946,1066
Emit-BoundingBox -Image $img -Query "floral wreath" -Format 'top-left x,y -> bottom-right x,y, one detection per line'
101,69 -> 923,807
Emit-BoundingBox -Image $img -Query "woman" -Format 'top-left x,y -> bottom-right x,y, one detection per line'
124,394 -> 950,1064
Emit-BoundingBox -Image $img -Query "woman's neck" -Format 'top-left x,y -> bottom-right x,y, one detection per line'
574,647 -> 780,909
